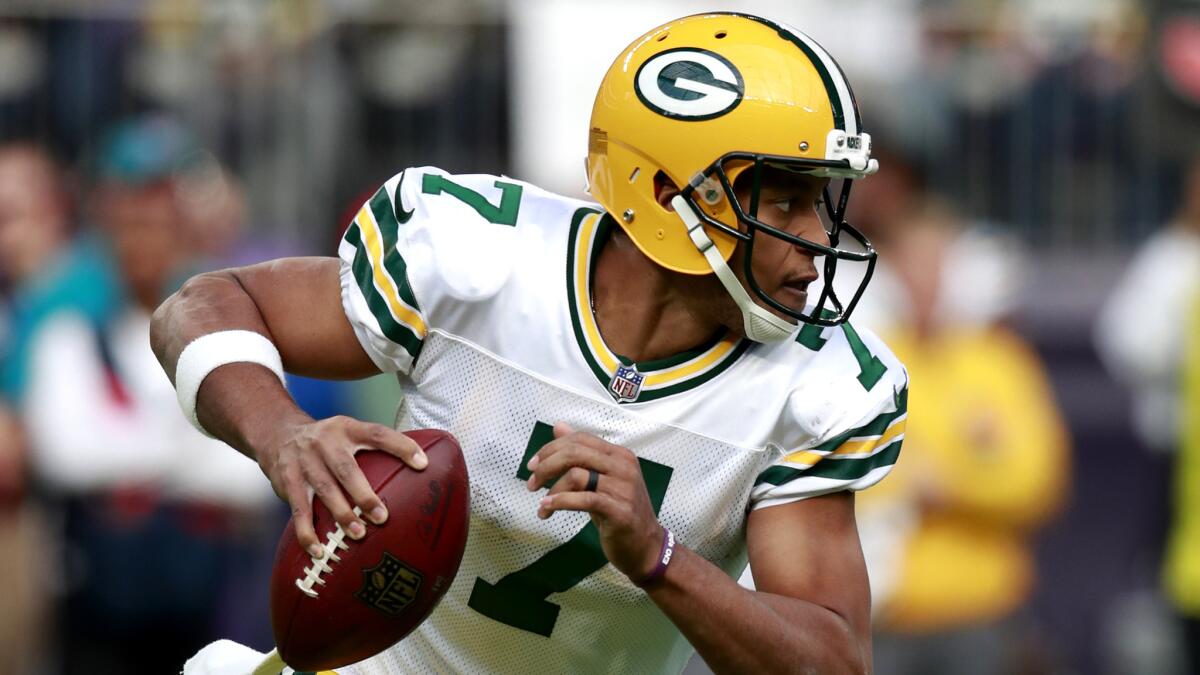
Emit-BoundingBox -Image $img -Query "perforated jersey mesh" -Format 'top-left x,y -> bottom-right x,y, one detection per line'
343,332 -> 770,675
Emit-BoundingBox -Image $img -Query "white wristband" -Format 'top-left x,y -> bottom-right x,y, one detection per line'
175,330 -> 287,437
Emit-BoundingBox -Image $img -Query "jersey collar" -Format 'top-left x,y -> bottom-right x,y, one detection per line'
566,208 -> 751,404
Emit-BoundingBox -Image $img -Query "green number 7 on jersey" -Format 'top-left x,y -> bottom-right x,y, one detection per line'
467,422 -> 673,637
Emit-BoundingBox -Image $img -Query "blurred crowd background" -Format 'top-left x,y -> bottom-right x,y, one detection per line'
0,0 -> 1196,673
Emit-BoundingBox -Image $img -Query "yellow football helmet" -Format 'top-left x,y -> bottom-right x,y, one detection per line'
587,12 -> 879,338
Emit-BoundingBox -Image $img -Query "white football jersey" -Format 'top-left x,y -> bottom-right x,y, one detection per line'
332,167 -> 908,674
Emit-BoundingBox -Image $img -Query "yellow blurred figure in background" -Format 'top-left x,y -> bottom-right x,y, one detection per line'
1164,291 -> 1200,674
860,200 -> 1071,674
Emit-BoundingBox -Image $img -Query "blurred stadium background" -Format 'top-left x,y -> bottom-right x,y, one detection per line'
0,0 -> 1197,673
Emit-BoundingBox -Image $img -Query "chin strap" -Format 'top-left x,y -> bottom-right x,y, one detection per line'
671,195 -> 796,343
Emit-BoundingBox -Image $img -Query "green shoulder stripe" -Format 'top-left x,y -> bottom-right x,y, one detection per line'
343,222 -> 424,360
756,465 -> 798,488
755,386 -> 908,487
756,439 -> 902,487
813,386 -> 908,453
806,439 -> 902,481
369,186 -> 423,313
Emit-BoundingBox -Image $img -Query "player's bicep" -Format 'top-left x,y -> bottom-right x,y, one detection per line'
231,256 -> 380,379
746,492 -> 872,643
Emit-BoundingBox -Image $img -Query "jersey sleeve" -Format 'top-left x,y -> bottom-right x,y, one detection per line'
337,166 -> 532,375
338,169 -> 431,375
750,325 -> 909,510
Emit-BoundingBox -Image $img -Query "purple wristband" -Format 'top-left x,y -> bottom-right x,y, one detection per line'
635,528 -> 675,588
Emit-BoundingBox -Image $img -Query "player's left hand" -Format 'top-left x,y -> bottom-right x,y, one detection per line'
525,423 -> 664,583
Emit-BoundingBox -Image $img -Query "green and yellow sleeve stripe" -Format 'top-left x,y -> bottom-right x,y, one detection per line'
340,183 -> 426,363
753,387 -> 907,501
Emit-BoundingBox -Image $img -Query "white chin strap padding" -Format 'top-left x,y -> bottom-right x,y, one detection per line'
671,196 -> 796,343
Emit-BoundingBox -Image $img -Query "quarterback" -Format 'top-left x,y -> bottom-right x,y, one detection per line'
155,13 -> 907,675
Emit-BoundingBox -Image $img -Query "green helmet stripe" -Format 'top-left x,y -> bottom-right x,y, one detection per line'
718,12 -> 859,134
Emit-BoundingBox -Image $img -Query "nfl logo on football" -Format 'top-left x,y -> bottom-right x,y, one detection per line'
608,364 -> 644,402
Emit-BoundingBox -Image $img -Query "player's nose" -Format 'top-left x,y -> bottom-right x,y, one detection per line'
790,211 -> 830,251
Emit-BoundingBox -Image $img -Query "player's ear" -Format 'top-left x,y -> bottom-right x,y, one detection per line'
653,171 -> 681,211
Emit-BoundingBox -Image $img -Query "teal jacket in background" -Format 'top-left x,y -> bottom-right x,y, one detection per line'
1,236 -> 122,405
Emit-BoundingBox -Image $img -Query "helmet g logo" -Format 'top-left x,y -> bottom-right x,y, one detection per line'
634,48 -> 744,121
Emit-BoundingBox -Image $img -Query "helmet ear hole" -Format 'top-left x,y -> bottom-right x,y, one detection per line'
652,170 -> 679,209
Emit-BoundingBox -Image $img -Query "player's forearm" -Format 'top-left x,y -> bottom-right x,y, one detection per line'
646,546 -> 869,674
150,270 -> 309,461
194,363 -> 312,463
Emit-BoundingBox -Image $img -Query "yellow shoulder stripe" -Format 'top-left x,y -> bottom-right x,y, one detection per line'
356,205 -> 428,337
783,416 -> 907,467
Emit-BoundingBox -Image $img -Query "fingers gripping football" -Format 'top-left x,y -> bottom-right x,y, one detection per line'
525,423 -> 664,581
258,415 -> 427,558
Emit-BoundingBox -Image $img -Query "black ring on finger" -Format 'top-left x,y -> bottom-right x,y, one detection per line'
585,468 -> 600,493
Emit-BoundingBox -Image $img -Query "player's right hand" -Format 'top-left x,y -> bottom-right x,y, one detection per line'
256,415 -> 428,558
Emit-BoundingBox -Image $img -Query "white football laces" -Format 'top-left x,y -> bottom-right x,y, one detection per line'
295,506 -> 361,598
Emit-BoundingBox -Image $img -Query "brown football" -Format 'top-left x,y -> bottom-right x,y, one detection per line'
270,429 -> 470,671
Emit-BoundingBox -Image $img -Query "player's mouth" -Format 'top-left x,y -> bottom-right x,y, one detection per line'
778,277 -> 815,306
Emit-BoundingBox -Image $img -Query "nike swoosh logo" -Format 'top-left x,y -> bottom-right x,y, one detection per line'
394,171 -> 415,223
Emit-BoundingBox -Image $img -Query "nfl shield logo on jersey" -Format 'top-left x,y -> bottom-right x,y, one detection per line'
608,364 -> 644,402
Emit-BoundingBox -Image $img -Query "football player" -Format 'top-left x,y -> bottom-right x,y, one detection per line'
158,13 -> 907,674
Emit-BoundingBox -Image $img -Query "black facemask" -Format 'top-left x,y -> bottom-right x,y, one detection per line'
680,152 -> 877,327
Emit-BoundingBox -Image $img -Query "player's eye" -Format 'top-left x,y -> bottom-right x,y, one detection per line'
771,198 -> 794,213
